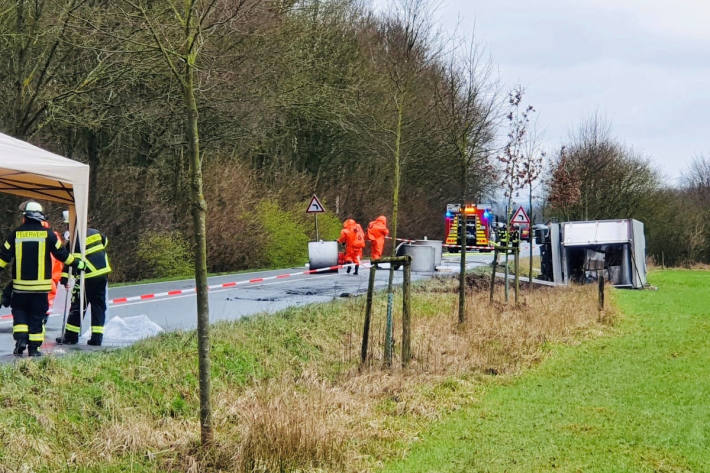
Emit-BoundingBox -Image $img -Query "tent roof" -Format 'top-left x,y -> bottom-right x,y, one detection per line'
0,132 -> 89,204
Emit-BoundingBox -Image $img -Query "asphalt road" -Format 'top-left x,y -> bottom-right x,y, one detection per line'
0,249 -> 516,360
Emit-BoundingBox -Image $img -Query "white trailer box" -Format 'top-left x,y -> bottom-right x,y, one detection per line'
560,219 -> 646,288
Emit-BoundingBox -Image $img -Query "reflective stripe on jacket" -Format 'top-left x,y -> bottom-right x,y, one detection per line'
69,228 -> 111,279
0,221 -> 75,292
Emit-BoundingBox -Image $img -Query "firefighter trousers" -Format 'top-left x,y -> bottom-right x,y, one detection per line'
65,276 -> 108,336
12,292 -> 49,349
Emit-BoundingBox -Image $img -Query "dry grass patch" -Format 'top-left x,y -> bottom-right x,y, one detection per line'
0,280 -> 617,473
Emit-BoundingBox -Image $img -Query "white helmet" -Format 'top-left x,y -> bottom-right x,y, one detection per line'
20,201 -> 46,221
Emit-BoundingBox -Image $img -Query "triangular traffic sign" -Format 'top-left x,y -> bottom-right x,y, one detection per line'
306,195 -> 325,213
510,206 -> 530,225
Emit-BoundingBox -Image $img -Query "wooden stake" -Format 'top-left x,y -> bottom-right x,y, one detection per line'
490,248 -> 498,303
360,264 -> 377,365
402,257 -> 412,366
514,240 -> 520,306
598,273 -> 605,311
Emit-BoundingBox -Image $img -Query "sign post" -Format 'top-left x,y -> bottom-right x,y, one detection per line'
306,195 -> 326,240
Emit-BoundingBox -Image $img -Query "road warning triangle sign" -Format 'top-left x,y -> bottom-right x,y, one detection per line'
510,206 -> 530,226
306,195 -> 325,213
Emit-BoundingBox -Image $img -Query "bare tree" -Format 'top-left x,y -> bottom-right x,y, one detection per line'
546,115 -> 658,222
521,123 -> 545,283
547,145 -> 581,221
434,36 -> 497,323
684,155 -> 710,205
360,0 -> 440,366
497,86 -> 532,302
0,0 -> 116,139
115,0 -> 258,446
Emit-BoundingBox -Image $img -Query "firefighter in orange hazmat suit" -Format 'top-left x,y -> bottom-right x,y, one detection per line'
337,219 -> 365,275
366,215 -> 389,261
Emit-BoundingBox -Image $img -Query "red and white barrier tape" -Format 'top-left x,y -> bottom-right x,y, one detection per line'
0,263 -> 363,321
108,262 -> 363,306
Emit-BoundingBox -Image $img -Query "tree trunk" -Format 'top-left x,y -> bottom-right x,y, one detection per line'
504,202 -> 510,302
385,98 -> 404,368
184,62 -> 212,446
388,99 -> 404,279
458,200 -> 466,324
87,130 -> 99,211
458,155 -> 467,324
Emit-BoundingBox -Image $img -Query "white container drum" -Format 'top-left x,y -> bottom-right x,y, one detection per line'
308,241 -> 339,271
412,239 -> 442,267
399,244 -> 436,272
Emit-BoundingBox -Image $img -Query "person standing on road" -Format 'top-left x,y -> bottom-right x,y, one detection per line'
366,215 -> 389,262
1,219 -> 64,314
337,219 -> 365,275
0,201 -> 85,357
56,227 -> 111,347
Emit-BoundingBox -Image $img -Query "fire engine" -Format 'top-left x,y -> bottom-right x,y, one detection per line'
444,203 -> 494,252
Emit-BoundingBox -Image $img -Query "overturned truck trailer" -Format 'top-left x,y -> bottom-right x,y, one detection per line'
536,219 -> 647,289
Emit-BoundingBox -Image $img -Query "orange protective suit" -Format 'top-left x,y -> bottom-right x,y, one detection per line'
366,215 -> 389,261
337,219 -> 366,265
41,221 -> 64,310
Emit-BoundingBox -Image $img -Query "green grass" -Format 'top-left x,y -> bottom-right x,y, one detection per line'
382,269 -> 710,473
0,297 -> 364,471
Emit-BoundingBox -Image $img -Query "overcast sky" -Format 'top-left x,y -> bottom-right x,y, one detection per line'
372,0 -> 710,183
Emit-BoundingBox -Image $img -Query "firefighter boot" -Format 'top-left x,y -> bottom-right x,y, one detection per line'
88,333 -> 103,346
354,265 -> 359,275
56,331 -> 78,345
13,339 -> 27,356
27,347 -> 42,357
346,265 -> 351,274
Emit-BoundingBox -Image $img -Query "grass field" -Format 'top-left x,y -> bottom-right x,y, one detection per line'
382,269 -> 710,473
0,275 -> 614,472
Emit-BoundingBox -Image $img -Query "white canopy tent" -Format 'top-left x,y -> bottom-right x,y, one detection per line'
0,131 -> 89,251
0,132 -> 90,319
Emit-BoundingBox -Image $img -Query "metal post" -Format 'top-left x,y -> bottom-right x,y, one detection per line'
384,292 -> 393,367
402,258 -> 411,366
360,264 -> 377,365
373,256 -> 409,368
314,213 -> 319,241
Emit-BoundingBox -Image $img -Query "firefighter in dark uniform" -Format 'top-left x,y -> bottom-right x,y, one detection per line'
0,201 -> 85,357
56,227 -> 111,346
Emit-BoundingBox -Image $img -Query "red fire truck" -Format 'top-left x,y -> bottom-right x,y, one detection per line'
444,203 -> 494,252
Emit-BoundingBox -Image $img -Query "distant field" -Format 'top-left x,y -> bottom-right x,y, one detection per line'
382,269 -> 710,473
